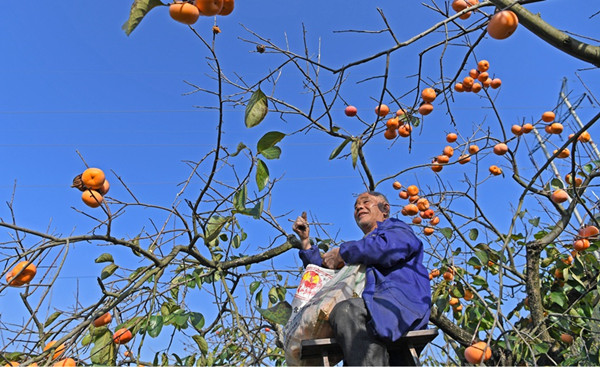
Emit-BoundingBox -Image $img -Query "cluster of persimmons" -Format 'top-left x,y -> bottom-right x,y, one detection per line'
430,109 -> 592,182
556,225 -> 597,276
454,59 -> 501,93
391,182 -> 440,236
169,0 -> 234,25
3,313 -> 132,366
72,168 -> 109,208
344,103 -> 416,140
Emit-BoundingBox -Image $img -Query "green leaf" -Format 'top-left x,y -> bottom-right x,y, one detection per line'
350,139 -> 360,168
550,178 -> 564,189
233,185 -> 247,211
329,138 -> 351,160
81,333 -> 92,347
250,200 -> 264,219
533,342 -> 550,355
451,283 -> 464,297
232,235 -> 241,249
95,253 -> 114,263
90,325 -> 116,365
409,115 -> 420,127
467,256 -> 482,268
276,285 -> 287,301
161,302 -> 178,318
541,257 -> 554,268
164,309 -> 184,325
250,281 -> 261,294
185,354 -> 197,367
147,315 -> 163,338
174,312 -> 189,328
235,199 -> 264,220
569,271 -> 587,289
468,228 -> 479,241
475,250 -> 490,264
529,217 -> 540,227
256,301 -> 293,325
583,163 -> 594,174
245,88 -> 268,128
92,325 -> 110,337
440,227 -> 453,239
193,335 -> 209,356
259,146 -> 282,160
189,312 -> 205,332
257,131 -> 285,153
115,316 -> 143,335
546,246 -> 559,259
550,291 -> 568,308
44,311 -> 61,327
256,289 -> 263,308
231,142 -> 247,157
435,296 -> 448,312
122,0 -> 164,36
171,286 -> 179,301
3,353 -> 23,362
256,159 -> 269,191
472,275 -> 488,287
101,264 -> 119,280
204,216 -> 232,245
268,287 -> 278,305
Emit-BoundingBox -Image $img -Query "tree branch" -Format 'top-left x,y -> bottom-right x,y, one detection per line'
429,305 -> 472,346
488,0 -> 600,67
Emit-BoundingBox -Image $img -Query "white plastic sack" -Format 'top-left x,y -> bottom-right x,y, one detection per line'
289,264 -> 337,321
283,264 -> 366,366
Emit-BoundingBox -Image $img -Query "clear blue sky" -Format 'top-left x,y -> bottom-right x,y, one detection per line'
1,0 -> 599,361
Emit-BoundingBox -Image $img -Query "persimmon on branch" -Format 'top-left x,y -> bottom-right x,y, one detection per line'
488,0 -> 600,67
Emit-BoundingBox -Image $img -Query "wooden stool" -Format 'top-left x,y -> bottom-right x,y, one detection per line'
300,328 -> 439,366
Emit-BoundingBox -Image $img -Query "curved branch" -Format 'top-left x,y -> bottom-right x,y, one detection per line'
220,237 -> 294,270
489,0 -> 600,67
429,306 -> 472,346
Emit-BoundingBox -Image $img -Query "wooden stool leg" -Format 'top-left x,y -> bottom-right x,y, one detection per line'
322,350 -> 330,367
407,343 -> 420,366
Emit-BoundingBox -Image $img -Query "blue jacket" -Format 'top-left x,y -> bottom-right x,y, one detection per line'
299,217 -> 431,342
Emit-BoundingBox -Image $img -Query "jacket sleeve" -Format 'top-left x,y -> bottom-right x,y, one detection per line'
298,245 -> 323,268
339,219 -> 422,268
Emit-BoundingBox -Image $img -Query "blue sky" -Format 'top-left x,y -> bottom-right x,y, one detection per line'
1,0 -> 600,361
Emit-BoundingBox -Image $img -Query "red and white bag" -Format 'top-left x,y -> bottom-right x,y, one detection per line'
283,264 -> 366,366
289,264 -> 337,320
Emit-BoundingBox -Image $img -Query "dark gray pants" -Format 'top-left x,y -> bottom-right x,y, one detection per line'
329,297 -> 390,366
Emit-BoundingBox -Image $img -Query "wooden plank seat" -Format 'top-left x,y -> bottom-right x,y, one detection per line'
300,328 -> 439,366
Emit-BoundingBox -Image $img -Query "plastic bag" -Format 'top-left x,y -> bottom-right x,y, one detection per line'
289,264 -> 337,321
283,264 -> 366,366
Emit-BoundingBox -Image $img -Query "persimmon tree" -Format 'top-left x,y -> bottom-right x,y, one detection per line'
2,0 -> 600,366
